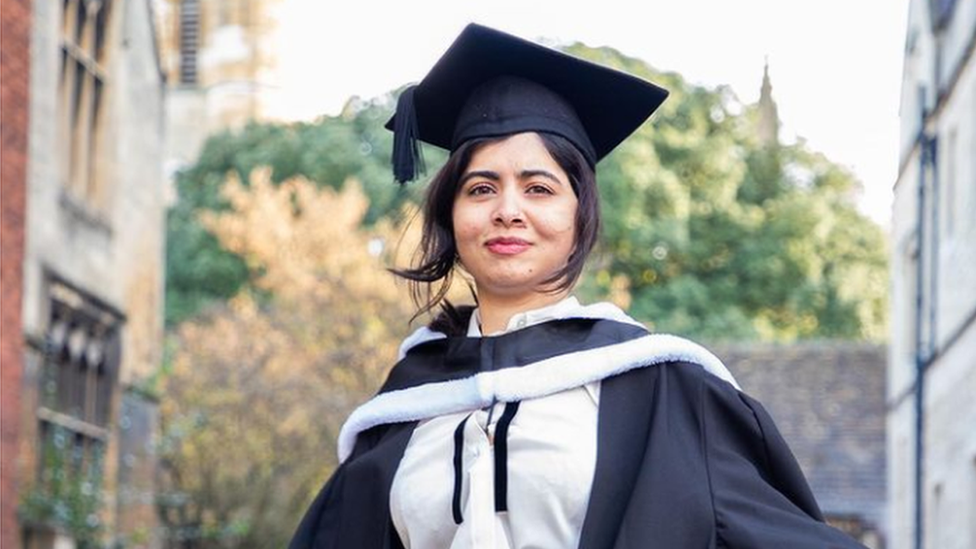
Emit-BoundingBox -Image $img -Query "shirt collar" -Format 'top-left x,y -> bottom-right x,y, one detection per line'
467,296 -> 582,337
397,298 -> 645,360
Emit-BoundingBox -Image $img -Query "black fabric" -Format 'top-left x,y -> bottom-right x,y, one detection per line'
380,318 -> 649,393
452,76 -> 596,165
289,321 -> 866,549
391,86 -> 425,184
289,421 -> 414,549
493,400 -> 521,513
386,24 -> 669,182
451,413 -> 471,525
576,362 -> 863,549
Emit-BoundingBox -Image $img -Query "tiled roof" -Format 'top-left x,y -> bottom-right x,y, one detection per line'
712,341 -> 887,528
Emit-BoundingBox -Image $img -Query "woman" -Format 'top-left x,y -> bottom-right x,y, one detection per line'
290,24 -> 866,549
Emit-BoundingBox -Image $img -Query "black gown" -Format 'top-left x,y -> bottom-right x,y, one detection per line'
289,317 -> 866,549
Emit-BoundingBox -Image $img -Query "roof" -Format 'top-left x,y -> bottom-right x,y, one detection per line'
712,341 -> 887,528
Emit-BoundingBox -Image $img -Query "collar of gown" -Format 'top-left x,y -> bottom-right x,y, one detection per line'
467,296 -> 584,337
397,298 -> 644,360
337,300 -> 740,462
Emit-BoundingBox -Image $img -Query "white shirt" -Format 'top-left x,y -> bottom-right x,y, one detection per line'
389,297 -> 599,549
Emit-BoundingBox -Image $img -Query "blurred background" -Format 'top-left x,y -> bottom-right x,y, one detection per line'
1,0 -> 973,548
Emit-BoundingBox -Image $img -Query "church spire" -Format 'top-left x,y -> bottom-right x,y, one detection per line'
757,58 -> 780,146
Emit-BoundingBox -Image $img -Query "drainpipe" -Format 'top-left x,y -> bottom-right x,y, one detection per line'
913,137 -> 925,549
912,91 -> 935,549
928,136 -> 939,360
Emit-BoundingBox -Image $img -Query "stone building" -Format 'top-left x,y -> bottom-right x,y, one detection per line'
153,0 -> 284,171
10,0 -> 169,547
756,60 -> 780,147
890,0 -> 976,548
717,342 -> 888,548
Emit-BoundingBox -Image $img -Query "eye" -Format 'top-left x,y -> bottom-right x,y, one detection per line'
526,183 -> 555,195
467,183 -> 495,196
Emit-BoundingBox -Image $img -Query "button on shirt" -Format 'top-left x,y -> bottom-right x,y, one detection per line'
389,297 -> 600,549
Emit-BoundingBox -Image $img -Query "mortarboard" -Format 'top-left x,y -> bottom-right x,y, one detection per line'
387,23 -> 670,183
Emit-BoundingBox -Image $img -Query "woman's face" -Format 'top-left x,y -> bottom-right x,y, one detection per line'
452,132 -> 578,301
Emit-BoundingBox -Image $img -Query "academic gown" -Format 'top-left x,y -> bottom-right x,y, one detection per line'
289,317 -> 866,549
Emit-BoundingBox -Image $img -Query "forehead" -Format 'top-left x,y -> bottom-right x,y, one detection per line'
463,133 -> 560,171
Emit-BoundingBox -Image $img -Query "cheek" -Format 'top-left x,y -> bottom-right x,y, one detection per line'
451,207 -> 468,236
539,205 -> 578,243
451,213 -> 482,257
452,217 -> 477,245
549,217 -> 576,235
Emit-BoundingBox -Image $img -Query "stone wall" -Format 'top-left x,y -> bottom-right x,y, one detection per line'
1,0 -> 32,545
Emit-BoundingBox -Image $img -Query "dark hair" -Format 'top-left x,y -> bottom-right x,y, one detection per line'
391,132 -> 600,333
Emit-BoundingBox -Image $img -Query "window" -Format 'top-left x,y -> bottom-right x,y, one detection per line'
903,238 -> 919,362
943,127 -> 957,238
930,482 -> 944,549
179,0 -> 200,84
931,0 -> 958,29
58,0 -> 111,206
39,282 -> 120,427
27,279 -> 122,546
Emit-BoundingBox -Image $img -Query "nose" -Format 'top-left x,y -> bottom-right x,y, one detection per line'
493,187 -> 524,226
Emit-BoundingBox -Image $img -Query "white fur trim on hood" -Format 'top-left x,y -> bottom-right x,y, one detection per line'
339,303 -> 739,462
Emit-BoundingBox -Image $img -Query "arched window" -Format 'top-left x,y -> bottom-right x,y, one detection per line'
27,278 -> 123,547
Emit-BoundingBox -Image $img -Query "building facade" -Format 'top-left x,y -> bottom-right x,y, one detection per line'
890,0 -> 976,548
153,0 -> 284,171
14,0 -> 168,547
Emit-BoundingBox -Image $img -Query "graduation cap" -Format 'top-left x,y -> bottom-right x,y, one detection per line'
388,23 -> 670,183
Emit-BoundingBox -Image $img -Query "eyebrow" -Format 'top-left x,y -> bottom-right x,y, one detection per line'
459,170 -> 500,186
459,169 -> 565,186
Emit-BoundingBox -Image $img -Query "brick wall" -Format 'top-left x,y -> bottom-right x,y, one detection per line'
0,0 -> 32,546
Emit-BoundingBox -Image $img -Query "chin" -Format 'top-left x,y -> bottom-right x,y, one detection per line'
477,279 -> 559,299
475,280 -> 536,296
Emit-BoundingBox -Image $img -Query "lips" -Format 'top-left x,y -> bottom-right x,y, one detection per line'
485,237 -> 531,255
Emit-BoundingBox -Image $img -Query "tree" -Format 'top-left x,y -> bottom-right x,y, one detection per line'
158,170 -> 430,548
166,45 -> 887,340
165,98 -> 442,325
563,43 -> 887,341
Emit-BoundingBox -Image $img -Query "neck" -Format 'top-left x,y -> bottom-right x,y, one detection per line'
477,289 -> 571,334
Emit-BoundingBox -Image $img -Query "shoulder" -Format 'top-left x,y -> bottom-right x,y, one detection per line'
597,337 -> 746,436
397,325 -> 447,360
621,333 -> 741,391
562,300 -> 741,390
603,356 -> 742,426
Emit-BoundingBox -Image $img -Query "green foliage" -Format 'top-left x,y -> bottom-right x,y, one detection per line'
19,426 -> 106,548
564,43 -> 888,341
167,46 -> 887,340
165,97 -> 440,325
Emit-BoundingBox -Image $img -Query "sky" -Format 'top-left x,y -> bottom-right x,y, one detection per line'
266,0 -> 911,227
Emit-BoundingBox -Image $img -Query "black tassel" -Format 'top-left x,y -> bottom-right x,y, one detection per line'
392,86 -> 425,184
